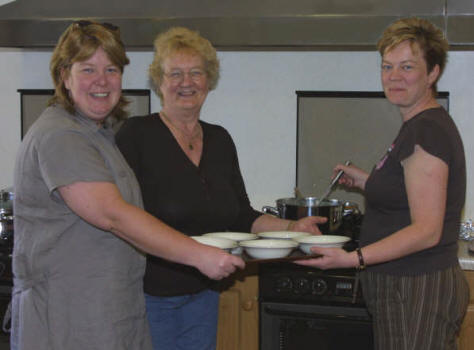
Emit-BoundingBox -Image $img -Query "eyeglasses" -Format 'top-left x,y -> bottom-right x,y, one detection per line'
74,20 -> 119,32
164,69 -> 206,83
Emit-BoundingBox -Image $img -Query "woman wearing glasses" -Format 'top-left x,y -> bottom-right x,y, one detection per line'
12,21 -> 245,350
116,27 -> 324,350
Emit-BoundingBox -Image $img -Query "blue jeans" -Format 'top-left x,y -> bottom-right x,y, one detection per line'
145,289 -> 219,350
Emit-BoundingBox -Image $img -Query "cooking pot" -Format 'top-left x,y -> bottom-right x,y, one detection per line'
0,214 -> 13,247
262,197 -> 359,234
0,190 -> 13,216
0,190 -> 14,247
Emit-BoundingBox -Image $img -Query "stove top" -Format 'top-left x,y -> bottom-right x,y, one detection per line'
259,262 -> 364,306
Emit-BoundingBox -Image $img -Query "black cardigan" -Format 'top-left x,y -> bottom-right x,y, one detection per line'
116,114 -> 262,295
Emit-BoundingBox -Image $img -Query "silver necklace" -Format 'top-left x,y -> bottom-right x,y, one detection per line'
160,111 -> 202,150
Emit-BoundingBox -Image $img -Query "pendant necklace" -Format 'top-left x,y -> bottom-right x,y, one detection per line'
160,111 -> 201,151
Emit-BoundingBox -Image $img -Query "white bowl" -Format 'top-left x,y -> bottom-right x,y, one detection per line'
239,239 -> 298,259
293,235 -> 351,254
191,236 -> 238,251
203,232 -> 257,255
203,232 -> 258,242
258,231 -> 310,240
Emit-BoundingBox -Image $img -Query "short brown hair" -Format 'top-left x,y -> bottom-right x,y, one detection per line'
49,20 -> 130,120
149,27 -> 220,102
377,17 -> 449,93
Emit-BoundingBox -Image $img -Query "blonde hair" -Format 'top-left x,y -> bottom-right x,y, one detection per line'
149,27 -> 220,101
377,17 -> 449,93
49,20 -> 130,119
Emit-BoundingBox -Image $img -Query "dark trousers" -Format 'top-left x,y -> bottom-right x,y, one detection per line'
361,265 -> 469,350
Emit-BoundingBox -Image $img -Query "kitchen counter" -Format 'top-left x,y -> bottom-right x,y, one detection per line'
458,240 -> 474,270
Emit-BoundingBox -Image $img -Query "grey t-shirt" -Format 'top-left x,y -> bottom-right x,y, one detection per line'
12,106 -> 151,350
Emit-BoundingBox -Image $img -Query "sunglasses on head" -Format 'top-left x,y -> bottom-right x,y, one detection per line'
74,20 -> 119,32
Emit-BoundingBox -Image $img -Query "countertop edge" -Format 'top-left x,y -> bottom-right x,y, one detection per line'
458,240 -> 474,271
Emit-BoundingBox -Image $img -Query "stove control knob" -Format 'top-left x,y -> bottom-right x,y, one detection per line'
274,277 -> 292,293
312,278 -> 328,295
293,278 -> 310,295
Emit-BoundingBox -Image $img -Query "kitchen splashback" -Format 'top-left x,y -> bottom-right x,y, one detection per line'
18,89 -> 151,138
296,91 -> 449,212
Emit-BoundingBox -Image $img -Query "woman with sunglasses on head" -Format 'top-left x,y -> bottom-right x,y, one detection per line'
297,18 -> 469,350
11,20 -> 245,350
116,26 -> 325,350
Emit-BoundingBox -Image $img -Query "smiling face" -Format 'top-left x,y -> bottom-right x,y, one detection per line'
381,40 -> 440,119
63,47 -> 122,122
159,51 -> 209,114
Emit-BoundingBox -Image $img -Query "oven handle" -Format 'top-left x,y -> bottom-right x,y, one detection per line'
263,305 -> 372,323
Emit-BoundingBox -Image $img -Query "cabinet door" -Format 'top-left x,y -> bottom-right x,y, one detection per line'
458,305 -> 474,350
217,289 -> 241,350
217,266 -> 259,350
458,270 -> 474,350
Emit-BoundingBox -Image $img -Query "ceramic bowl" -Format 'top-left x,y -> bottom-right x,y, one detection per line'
191,236 -> 238,252
203,232 -> 258,255
293,235 -> 351,254
239,239 -> 298,259
203,232 -> 258,242
257,231 -> 310,240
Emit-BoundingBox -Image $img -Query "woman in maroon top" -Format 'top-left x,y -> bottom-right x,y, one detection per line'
298,18 -> 469,350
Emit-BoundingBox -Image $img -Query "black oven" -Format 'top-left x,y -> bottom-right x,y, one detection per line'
0,248 -> 12,349
0,189 -> 14,349
0,286 -> 11,350
259,262 -> 373,350
261,301 -> 373,349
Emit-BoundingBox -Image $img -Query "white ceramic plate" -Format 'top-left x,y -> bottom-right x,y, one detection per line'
293,235 -> 351,254
191,236 -> 238,250
239,239 -> 298,259
258,231 -> 310,240
203,232 -> 258,242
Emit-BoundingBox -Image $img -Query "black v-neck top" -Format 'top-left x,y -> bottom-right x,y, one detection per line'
116,114 -> 262,295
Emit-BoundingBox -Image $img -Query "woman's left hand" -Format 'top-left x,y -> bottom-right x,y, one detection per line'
288,216 -> 327,235
295,246 -> 357,269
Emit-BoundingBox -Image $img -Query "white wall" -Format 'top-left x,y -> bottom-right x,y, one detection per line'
0,49 -> 473,219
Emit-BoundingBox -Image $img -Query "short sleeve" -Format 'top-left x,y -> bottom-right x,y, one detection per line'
394,117 -> 451,165
37,129 -> 115,193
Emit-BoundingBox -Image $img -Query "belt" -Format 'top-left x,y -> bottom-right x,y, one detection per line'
13,274 -> 47,294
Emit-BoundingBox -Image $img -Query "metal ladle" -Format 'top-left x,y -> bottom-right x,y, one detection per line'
317,160 -> 352,204
294,187 -> 304,199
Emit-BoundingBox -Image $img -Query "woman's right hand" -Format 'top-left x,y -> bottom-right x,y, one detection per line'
195,246 -> 245,280
333,163 -> 369,191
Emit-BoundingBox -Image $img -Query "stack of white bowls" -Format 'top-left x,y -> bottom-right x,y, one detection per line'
192,231 -> 351,260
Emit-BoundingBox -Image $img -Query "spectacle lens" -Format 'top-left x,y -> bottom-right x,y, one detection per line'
165,70 -> 205,82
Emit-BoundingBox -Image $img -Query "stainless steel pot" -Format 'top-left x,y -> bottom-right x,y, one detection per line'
0,190 -> 13,216
0,190 -> 14,246
0,214 -> 13,247
262,197 -> 358,234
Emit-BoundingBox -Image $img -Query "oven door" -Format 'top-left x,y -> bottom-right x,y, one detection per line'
0,287 -> 11,350
260,301 -> 373,350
